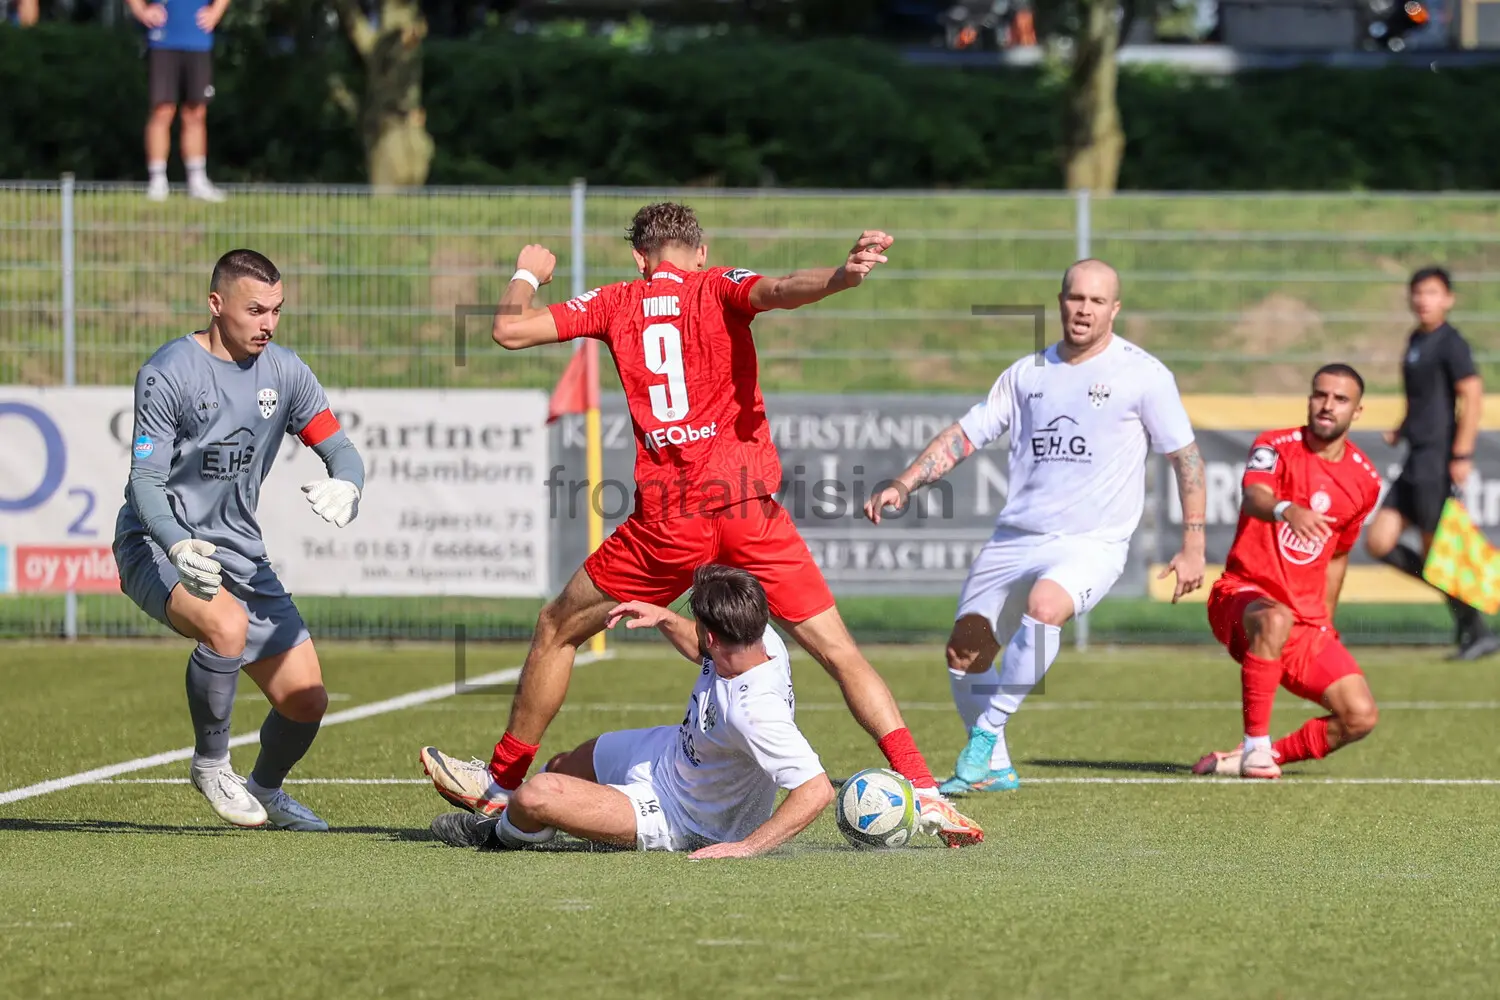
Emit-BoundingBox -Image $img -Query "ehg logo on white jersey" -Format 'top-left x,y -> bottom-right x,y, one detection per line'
257,388 -> 278,419
1029,414 -> 1090,463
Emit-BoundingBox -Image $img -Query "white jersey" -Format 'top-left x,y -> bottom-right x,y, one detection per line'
958,335 -> 1195,544
654,627 -> 825,844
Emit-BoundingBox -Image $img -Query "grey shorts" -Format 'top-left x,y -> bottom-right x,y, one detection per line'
113,531 -> 309,664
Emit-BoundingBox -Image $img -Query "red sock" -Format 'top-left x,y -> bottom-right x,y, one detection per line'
488,732 -> 539,790
1272,716 -> 1332,764
877,728 -> 936,790
1240,653 -> 1283,738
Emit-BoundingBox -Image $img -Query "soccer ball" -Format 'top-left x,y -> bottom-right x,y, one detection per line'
835,767 -> 918,849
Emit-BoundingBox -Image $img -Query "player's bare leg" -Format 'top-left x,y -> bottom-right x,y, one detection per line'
430,751 -> 634,851
239,639 -> 331,831
1269,675 -> 1378,766
504,773 -> 638,848
1194,598 -> 1291,779
541,738 -> 599,780
164,586 -> 269,828
782,605 -> 983,847
938,614 -> 1015,794
952,579 -> 1073,792
421,567 -> 613,817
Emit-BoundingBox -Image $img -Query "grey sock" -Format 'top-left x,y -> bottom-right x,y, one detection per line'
185,644 -> 241,760
249,709 -> 321,790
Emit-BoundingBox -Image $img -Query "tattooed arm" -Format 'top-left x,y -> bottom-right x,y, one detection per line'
1157,441 -> 1208,602
863,422 -> 975,524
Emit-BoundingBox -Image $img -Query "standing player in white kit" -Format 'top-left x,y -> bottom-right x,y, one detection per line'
864,259 -> 1209,792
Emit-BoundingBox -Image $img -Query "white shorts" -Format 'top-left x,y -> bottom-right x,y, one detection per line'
956,527 -> 1128,640
591,726 -> 708,853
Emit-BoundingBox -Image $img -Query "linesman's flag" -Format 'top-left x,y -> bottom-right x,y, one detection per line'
547,340 -> 600,423
1423,497 -> 1500,614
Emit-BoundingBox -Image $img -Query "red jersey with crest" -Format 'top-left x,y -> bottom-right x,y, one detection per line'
549,262 -> 780,523
1220,427 -> 1383,626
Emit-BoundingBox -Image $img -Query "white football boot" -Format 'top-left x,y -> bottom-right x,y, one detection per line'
190,760 -> 268,828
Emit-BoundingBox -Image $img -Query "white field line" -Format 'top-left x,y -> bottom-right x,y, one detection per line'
463,700 -> 1499,714
0,653 -> 605,806
84,776 -> 1500,787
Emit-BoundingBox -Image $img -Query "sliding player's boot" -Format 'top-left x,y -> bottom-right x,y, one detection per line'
430,812 -> 499,849
420,746 -> 511,817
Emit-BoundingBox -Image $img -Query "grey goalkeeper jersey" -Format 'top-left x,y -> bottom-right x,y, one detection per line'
115,335 -> 343,582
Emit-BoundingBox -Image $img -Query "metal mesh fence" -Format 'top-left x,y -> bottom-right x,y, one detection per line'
4,181 -> 1497,642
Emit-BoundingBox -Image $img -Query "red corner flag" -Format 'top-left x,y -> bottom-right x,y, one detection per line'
547,341 -> 600,424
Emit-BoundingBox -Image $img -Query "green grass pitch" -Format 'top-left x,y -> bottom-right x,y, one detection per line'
3,639 -> 1498,998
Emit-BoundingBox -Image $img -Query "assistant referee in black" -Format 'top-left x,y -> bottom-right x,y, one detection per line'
1365,266 -> 1497,660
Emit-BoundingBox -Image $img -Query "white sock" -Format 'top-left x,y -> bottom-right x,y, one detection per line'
185,157 -> 208,185
148,161 -> 167,182
191,753 -> 229,772
948,666 -> 999,732
1243,735 -> 1272,753
977,615 -> 1061,732
497,810 -> 556,847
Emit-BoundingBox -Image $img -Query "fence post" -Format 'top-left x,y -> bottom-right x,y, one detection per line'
1074,187 -> 1091,652
570,177 -> 586,299
61,173 -> 78,641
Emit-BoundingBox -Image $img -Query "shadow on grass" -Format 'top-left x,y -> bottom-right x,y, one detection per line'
0,817 -> 435,841
1025,758 -> 1193,775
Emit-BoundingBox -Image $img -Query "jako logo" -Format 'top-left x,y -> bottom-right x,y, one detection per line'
644,421 -> 718,451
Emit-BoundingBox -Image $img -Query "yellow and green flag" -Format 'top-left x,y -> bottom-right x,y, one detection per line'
1423,498 -> 1500,614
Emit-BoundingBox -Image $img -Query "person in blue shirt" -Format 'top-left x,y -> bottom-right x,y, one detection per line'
126,0 -> 230,201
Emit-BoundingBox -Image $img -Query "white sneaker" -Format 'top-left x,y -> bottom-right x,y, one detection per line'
187,178 -> 227,203
248,783 -> 330,832
146,176 -> 169,202
1241,744 -> 1282,780
190,761 -> 268,828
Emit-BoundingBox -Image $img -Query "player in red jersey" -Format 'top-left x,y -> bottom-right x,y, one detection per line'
1193,364 -> 1384,780
419,202 -> 983,846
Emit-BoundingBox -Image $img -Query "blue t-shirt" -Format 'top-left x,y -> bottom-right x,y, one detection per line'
147,0 -> 213,52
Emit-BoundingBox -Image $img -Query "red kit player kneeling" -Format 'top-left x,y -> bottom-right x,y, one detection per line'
1194,364 -> 1384,779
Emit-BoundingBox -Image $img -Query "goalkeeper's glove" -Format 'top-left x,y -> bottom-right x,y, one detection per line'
301,478 -> 361,528
167,539 -> 222,601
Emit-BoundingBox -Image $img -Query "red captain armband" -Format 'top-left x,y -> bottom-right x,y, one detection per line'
298,408 -> 341,447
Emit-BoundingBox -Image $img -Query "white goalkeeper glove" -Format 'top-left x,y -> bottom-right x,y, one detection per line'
167,539 -> 222,601
301,478 -> 361,528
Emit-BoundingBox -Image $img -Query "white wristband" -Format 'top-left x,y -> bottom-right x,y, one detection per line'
1273,500 -> 1292,522
511,269 -> 540,291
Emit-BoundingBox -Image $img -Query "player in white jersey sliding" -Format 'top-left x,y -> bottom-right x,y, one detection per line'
864,259 -> 1209,793
427,565 -> 835,858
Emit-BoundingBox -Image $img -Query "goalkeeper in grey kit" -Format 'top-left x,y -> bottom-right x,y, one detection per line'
112,250 -> 365,831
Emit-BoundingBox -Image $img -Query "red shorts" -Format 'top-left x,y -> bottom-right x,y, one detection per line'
583,498 -> 835,623
1206,579 -> 1363,704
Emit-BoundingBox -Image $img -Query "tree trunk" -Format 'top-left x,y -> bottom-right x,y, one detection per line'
335,0 -> 434,189
1063,0 -> 1124,194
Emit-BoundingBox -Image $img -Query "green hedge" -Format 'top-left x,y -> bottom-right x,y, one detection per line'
3,24 -> 1499,189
